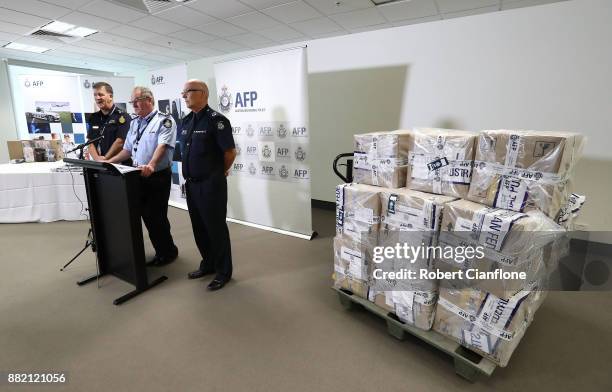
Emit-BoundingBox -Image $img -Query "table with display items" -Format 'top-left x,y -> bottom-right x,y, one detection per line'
0,161 -> 87,223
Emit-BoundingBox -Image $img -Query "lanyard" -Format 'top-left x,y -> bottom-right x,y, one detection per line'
99,105 -> 117,137
96,106 -> 117,154
134,111 -> 157,152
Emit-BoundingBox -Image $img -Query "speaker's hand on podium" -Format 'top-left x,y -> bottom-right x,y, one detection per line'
139,164 -> 155,177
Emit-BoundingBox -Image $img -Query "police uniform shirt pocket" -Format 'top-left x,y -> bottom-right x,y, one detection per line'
191,130 -> 208,151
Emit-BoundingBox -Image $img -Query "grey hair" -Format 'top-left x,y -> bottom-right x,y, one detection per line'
133,86 -> 154,101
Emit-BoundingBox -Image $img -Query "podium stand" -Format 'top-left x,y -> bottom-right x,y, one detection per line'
64,158 -> 167,305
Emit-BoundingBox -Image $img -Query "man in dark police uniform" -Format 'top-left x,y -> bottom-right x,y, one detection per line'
87,82 -> 131,164
181,79 -> 237,291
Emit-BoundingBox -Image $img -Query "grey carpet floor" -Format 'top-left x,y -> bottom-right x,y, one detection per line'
0,207 -> 610,392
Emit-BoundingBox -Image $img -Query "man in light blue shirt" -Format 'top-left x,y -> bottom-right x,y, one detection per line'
108,86 -> 179,266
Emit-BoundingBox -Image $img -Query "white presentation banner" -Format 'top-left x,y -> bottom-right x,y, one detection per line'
214,47 -> 313,238
9,65 -> 134,148
14,73 -> 85,140
148,63 -> 189,210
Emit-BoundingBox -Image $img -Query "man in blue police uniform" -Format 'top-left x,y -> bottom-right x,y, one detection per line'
107,86 -> 179,266
87,82 -> 132,164
181,79 -> 236,291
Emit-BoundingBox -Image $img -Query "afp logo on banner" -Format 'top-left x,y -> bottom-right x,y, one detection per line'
245,143 -> 258,157
294,146 -> 306,162
258,141 -> 276,162
276,144 -> 290,160
218,85 -> 262,113
232,162 -> 246,174
278,165 -> 289,179
291,126 -> 308,138
246,124 -> 255,138
259,126 -> 273,137
151,74 -> 165,85
260,163 -> 275,177
293,166 -> 309,180
219,85 -> 233,112
24,79 -> 44,88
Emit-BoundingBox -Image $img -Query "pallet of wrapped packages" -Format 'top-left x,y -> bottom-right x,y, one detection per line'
406,128 -> 478,198
371,188 -> 457,330
433,279 -> 547,367
435,198 -> 564,298
467,130 -> 584,220
353,130 -> 412,188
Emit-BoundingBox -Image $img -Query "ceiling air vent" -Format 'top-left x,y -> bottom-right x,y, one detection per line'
29,30 -> 81,44
110,0 -> 194,14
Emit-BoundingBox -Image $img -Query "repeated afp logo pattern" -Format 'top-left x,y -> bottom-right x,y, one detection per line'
230,121 -> 309,183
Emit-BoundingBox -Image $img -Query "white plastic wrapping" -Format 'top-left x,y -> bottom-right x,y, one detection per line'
406,128 -> 477,198
333,236 -> 370,299
433,280 -> 547,367
435,198 -> 564,297
335,183 -> 382,246
334,183 -> 382,299
468,130 -> 584,220
373,188 -> 457,330
353,130 -> 411,188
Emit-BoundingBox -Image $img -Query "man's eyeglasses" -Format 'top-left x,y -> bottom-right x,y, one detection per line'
181,89 -> 203,95
128,97 -> 148,105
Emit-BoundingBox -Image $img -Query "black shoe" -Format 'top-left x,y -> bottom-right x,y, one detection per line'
207,277 -> 229,291
151,253 -> 178,266
188,269 -> 214,279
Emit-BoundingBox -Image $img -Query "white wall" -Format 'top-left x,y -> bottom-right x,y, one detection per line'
187,0 -> 612,234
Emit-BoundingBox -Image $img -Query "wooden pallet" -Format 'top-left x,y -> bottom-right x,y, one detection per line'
334,287 -> 497,382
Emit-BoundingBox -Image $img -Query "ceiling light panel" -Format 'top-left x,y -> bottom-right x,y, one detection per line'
41,21 -> 75,33
3,42 -> 49,53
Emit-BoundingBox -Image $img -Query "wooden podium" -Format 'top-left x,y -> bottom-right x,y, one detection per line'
64,158 -> 167,305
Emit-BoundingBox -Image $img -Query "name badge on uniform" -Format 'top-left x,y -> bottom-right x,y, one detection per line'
92,125 -> 99,129
194,130 -> 207,134
108,120 -> 116,124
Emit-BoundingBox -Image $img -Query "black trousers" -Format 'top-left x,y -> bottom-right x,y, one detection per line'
186,174 -> 233,280
140,168 -> 178,258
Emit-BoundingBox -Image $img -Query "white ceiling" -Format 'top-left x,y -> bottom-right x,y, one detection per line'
0,0 -> 567,74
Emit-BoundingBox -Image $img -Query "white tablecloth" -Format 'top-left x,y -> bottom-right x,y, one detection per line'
0,162 -> 88,223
